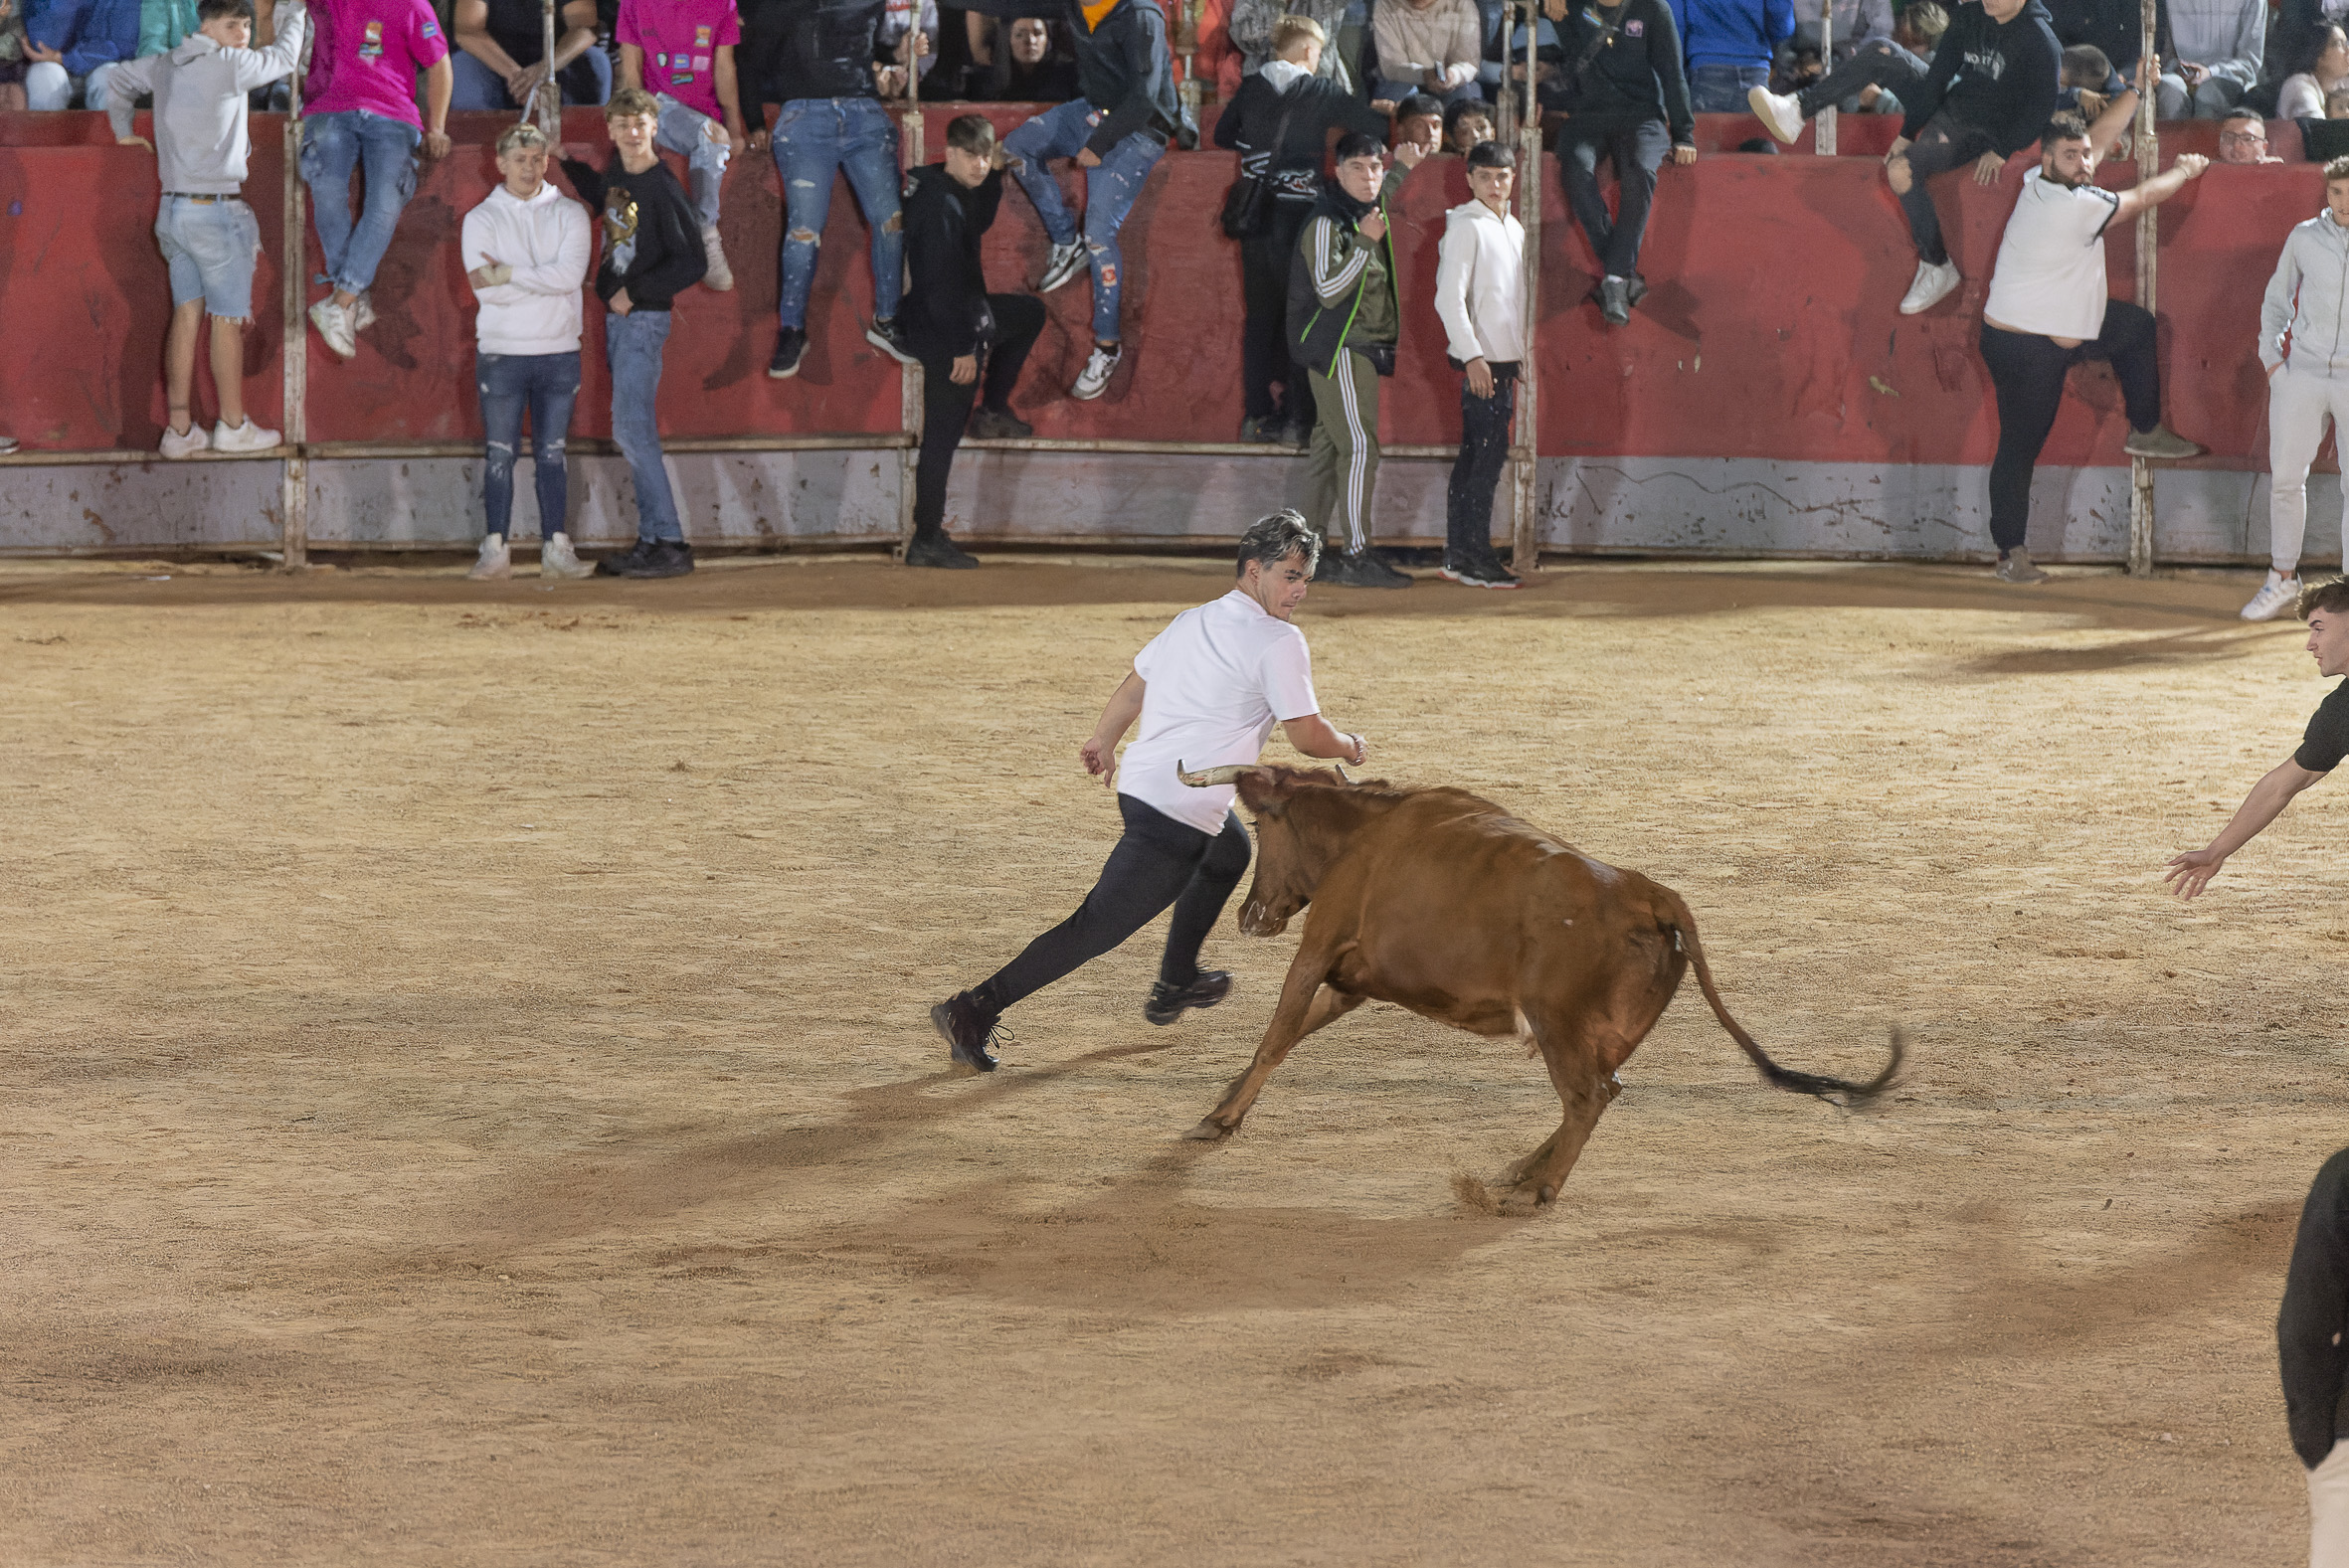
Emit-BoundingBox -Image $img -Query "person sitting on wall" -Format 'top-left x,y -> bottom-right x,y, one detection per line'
2215,106 -> 2285,162
451,0 -> 610,110
1748,0 -> 1943,129
24,0 -> 139,109
2157,0 -> 2264,118
107,0 -> 306,458
966,14 -> 1080,98
1373,0 -> 1483,106
615,0 -> 748,291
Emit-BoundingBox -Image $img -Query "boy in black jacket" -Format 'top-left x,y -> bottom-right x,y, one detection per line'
1884,0 -> 2061,316
562,87 -> 708,579
900,113 -> 1047,570
2281,1142 -> 2349,1562
1538,0 -> 1697,326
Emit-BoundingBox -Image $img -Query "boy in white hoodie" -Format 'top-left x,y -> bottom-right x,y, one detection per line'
460,121 -> 594,580
1431,139 -> 1527,590
107,0 -> 307,458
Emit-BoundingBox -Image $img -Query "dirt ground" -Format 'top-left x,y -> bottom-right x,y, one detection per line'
3,551 -> 2342,1565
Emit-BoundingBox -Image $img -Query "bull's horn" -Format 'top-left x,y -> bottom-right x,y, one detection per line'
1176,761 -> 1252,787
1333,764 -> 1353,784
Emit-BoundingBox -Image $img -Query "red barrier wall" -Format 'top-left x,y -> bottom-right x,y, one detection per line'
0,109 -> 2322,468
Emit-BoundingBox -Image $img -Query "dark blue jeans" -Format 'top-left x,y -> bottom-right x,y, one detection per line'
1003,98 -> 1166,342
1689,62 -> 1768,111
300,109 -> 420,294
607,310 -> 681,543
477,349 -> 581,540
774,96 -> 904,331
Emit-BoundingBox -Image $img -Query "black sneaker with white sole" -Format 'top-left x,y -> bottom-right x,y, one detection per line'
594,539 -> 695,579
864,317 -> 917,365
931,990 -> 1006,1071
1440,553 -> 1522,589
768,325 -> 808,380
905,533 -> 979,570
1319,548 -> 1412,589
1143,970 -> 1231,1026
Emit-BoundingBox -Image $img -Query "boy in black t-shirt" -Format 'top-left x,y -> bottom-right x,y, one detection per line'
2166,577 -> 2349,897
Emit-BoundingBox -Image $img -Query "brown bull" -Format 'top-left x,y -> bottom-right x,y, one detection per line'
1174,763 -> 1902,1212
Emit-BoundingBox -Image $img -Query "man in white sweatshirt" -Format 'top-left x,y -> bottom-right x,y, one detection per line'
2248,159 -> 2349,621
1432,139 -> 1527,590
106,0 -> 307,458
460,120 -> 594,581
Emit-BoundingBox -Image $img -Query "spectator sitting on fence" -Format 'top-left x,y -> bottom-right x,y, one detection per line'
24,0 -> 138,109
2157,0 -> 2264,118
1215,11 -> 1391,443
1672,0 -> 1792,111
2056,42 -> 2117,113
106,0 -> 305,458
559,87 -> 707,579
1539,0 -> 1697,327
461,122 -> 595,583
297,0 -> 452,360
1749,0 -> 1943,131
1444,93 -> 1495,149
966,15 -> 1080,98
2215,106 -> 2284,161
1433,138 -> 1526,591
975,0 -> 1188,403
451,0 -> 610,110
616,0 -> 747,291
0,0 -> 28,110
1878,0 -> 2060,317
901,113 -> 1048,570
1390,89 -> 1446,151
1230,0 -> 1351,87
1371,0 -> 1482,107
2277,22 -> 2349,119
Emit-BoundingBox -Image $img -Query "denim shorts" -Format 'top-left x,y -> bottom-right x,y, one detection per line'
156,196 -> 262,319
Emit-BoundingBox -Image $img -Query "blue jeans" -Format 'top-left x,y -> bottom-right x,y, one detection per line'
300,109 -> 420,294
477,350 -> 581,540
448,47 -> 612,110
1004,97 -> 1165,343
1689,63 -> 1768,111
773,97 -> 904,331
653,92 -> 729,228
606,310 -> 681,543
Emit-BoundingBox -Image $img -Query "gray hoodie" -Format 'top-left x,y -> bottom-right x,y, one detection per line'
107,3 -> 309,195
2263,209 -> 2349,378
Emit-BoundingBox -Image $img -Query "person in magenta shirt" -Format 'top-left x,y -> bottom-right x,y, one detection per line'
297,0 -> 452,361
616,0 -> 748,290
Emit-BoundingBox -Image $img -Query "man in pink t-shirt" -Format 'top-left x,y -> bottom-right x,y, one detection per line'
297,0 -> 452,360
616,0 -> 748,290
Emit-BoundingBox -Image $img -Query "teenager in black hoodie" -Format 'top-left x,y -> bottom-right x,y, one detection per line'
1884,0 -> 2061,316
1538,0 -> 1697,327
561,87 -> 707,579
899,113 -> 1048,570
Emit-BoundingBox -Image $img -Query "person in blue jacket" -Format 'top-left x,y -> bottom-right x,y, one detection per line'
1669,0 -> 1791,109
23,0 -> 138,108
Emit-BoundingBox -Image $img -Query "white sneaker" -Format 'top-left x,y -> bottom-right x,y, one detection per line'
349,291 -> 376,334
309,297 -> 357,359
1071,343 -> 1122,401
158,423 -> 211,459
1037,241 -> 1086,293
700,224 -> 733,291
2241,570 -> 2300,621
211,419 -> 280,452
1898,259 -> 1961,315
468,533 -> 512,581
1748,85 -> 1806,142
539,531 -> 595,580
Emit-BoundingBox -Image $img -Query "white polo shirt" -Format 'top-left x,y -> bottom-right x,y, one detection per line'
1118,589 -> 1321,833
1984,168 -> 2123,341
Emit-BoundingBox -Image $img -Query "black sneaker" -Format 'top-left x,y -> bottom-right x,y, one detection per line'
1626,274 -> 1649,307
930,990 -> 1004,1072
969,406 -> 1033,439
595,538 -> 694,578
1440,552 -> 1522,590
1240,414 -> 1287,443
905,533 -> 979,570
1143,970 -> 1232,1026
768,326 -> 808,380
1282,418 -> 1315,448
864,317 -> 917,365
1323,548 -> 1412,589
1599,276 -> 1631,327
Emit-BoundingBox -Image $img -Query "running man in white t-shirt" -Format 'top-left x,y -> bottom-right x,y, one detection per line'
1975,84 -> 2206,586
930,511 -> 1373,1073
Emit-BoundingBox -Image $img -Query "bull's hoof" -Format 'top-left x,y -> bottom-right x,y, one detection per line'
1180,1118 -> 1234,1142
1497,1180 -> 1558,1217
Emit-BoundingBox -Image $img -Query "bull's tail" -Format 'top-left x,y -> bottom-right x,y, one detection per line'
1658,890 -> 1903,1107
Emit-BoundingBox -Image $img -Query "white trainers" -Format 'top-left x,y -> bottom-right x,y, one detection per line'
1037,241 -> 1086,293
2242,569 -> 2300,621
700,224 -> 733,291
308,297 -> 357,359
1898,258 -> 1961,315
468,533 -> 512,580
1071,342 -> 1122,401
1748,85 -> 1806,142
349,291 -> 376,334
211,419 -> 279,452
539,530 -> 595,579
158,423 -> 211,459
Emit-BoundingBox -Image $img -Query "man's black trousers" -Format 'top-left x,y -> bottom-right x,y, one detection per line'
1560,117 -> 1669,280
1977,301 -> 2160,555
1447,361 -> 1518,561
1240,202 -> 1312,424
913,292 -> 1047,539
1898,111 -> 1994,265
981,793 -> 1252,1011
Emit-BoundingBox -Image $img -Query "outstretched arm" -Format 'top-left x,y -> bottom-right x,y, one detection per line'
1080,672 -> 1148,786
1280,714 -> 1367,766
2163,757 -> 2326,897
2113,150 -> 2207,223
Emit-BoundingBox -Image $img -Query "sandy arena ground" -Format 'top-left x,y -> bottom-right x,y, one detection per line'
3,552 -> 2343,1564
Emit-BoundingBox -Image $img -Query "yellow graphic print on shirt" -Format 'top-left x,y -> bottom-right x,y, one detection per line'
604,188 -> 640,274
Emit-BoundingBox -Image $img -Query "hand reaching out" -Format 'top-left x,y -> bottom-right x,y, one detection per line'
2162,847 -> 2227,899
1972,150 -> 2004,185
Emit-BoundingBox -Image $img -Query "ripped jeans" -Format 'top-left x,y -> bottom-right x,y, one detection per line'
1003,98 -> 1165,342
773,96 -> 903,331
653,92 -> 730,229
477,350 -> 581,540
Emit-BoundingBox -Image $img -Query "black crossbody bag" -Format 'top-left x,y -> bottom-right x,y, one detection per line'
1221,84 -> 1307,241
